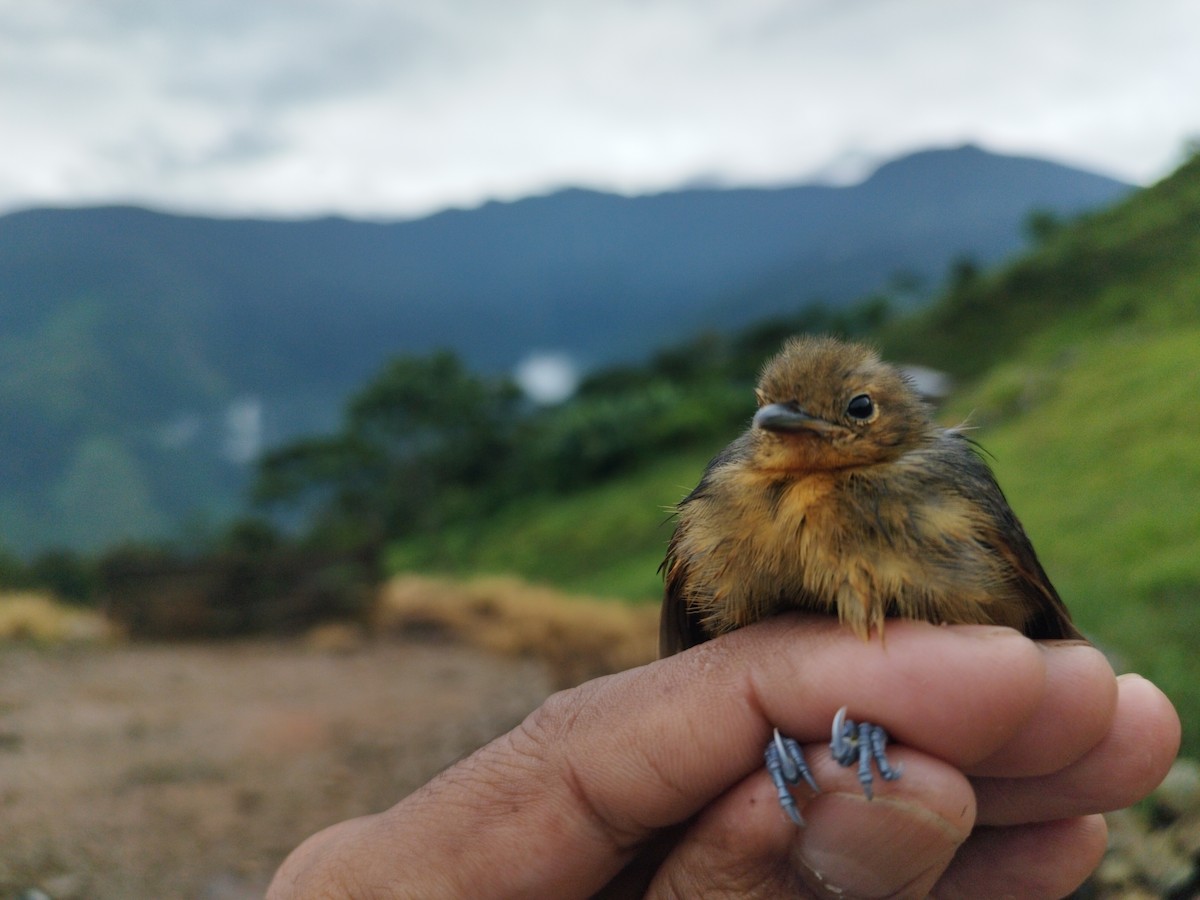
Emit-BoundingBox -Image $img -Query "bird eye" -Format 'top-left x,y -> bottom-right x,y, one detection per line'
847,394 -> 874,420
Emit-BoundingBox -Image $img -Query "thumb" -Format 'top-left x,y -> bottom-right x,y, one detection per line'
647,745 -> 974,899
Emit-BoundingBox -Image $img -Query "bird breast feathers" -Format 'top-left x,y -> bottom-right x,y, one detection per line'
679,453 -> 1015,637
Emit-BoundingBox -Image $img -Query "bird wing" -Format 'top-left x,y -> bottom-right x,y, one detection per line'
658,530 -> 711,657
953,436 -> 1085,641
658,437 -> 752,657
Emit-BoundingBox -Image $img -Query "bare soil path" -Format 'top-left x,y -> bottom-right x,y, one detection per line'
0,639 -> 554,899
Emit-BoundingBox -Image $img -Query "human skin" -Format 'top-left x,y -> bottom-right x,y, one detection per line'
268,617 -> 1180,899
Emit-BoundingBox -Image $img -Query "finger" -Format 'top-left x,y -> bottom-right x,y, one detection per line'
647,746 -> 974,900
274,619 -> 1049,898
973,674 -> 1180,826
523,618 -> 1045,893
558,618 -> 1042,836
268,815 -> 403,898
966,642 -> 1117,778
933,815 -> 1108,899
728,617 -> 1050,770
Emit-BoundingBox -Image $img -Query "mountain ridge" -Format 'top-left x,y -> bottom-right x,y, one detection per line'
0,144 -> 1131,553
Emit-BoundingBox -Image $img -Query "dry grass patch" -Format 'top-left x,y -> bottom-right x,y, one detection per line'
0,592 -> 121,644
373,574 -> 658,687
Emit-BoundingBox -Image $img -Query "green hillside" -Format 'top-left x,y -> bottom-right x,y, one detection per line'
881,150 -> 1200,377
387,150 -> 1200,749
387,449 -> 714,602
889,155 -> 1200,741
953,328 -> 1200,745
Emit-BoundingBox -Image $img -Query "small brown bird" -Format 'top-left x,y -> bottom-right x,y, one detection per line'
660,335 -> 1082,822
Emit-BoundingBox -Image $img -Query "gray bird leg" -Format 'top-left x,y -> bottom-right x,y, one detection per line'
764,727 -> 820,825
829,706 -> 903,800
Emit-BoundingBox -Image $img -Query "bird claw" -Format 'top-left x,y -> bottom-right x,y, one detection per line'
829,706 -> 903,800
764,727 -> 819,825
765,708 -> 903,824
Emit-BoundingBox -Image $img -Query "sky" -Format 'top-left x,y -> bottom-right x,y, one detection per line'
2,0 -> 1198,221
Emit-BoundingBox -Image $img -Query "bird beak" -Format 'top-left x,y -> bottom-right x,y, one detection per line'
753,403 -> 842,435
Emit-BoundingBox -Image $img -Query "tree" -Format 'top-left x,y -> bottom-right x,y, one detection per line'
948,256 -> 981,294
1023,208 -> 1063,245
255,350 -> 519,551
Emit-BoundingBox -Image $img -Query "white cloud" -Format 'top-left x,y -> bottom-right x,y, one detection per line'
222,396 -> 264,465
515,352 -> 581,406
0,0 -> 1197,218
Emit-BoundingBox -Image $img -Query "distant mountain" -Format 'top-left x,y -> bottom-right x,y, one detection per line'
0,144 -> 1130,554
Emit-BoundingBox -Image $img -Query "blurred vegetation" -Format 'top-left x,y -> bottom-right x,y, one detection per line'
0,546 -> 98,603
254,351 -> 523,554
867,150 -> 1200,750
2,147 -> 1197,751
92,522 -> 375,639
879,149 -> 1200,377
375,574 -> 658,688
945,329 -> 1200,749
251,298 -> 894,560
0,591 -> 118,644
0,294 -> 891,638
386,450 -> 713,601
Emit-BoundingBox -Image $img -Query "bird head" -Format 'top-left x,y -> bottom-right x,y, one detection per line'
750,335 -> 934,472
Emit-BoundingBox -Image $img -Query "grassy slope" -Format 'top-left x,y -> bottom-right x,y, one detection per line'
926,154 -> 1200,747
881,151 -> 1200,379
390,152 -> 1200,748
388,448 -> 717,603
953,327 -> 1200,749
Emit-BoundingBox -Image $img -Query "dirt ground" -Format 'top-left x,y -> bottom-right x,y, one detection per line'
0,639 -> 556,899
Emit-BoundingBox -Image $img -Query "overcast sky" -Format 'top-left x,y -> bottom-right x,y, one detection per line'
2,0 -> 1198,220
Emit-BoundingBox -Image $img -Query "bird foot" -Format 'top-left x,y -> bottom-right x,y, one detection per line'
764,727 -> 819,825
765,707 -> 903,824
828,706 -> 903,801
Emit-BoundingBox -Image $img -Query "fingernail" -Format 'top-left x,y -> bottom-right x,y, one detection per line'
792,794 -> 965,898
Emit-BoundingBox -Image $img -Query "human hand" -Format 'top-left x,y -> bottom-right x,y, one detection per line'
268,617 -> 1179,898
